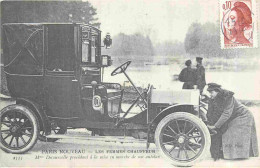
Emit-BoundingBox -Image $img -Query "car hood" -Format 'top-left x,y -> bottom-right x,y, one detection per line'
150,89 -> 200,106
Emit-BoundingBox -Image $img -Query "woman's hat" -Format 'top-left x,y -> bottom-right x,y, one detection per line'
185,60 -> 191,66
207,83 -> 221,91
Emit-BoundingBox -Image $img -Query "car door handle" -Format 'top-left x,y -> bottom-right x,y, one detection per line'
72,79 -> 78,82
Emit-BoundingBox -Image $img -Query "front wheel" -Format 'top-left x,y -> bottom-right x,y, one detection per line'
0,105 -> 39,154
155,112 -> 210,167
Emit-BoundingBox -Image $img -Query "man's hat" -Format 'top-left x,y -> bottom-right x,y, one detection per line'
185,60 -> 191,66
196,57 -> 203,62
207,83 -> 221,91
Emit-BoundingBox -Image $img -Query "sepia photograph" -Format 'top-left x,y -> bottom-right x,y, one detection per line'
0,0 -> 260,167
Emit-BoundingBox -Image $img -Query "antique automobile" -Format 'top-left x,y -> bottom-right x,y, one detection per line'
0,23 -> 210,166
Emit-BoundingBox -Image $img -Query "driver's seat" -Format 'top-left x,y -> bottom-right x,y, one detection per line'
107,89 -> 124,118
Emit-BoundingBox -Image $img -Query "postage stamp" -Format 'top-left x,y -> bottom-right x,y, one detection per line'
220,0 -> 258,49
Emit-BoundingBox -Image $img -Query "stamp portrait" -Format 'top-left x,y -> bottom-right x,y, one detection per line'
220,0 -> 258,49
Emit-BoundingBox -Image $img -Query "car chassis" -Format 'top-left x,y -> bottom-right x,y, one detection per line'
0,23 -> 210,166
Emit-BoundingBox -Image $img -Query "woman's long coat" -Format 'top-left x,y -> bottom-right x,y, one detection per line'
207,89 -> 259,159
178,67 -> 196,89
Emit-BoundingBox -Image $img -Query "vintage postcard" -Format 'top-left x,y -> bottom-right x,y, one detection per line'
220,0 -> 258,49
0,0 -> 260,167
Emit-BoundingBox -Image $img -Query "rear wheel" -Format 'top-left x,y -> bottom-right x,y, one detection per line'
0,105 -> 39,154
155,112 -> 210,167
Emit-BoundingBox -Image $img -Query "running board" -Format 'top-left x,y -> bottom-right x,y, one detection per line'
45,134 -> 147,144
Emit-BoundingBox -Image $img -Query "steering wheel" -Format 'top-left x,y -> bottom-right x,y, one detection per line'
111,61 -> 131,76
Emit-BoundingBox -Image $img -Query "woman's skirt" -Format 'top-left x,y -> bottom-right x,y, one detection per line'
222,110 -> 259,159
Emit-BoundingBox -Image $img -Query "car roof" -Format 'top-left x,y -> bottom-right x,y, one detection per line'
2,23 -> 100,32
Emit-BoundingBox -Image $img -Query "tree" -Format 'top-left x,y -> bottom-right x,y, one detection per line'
184,22 -> 248,57
184,23 -> 203,55
112,33 -> 154,56
109,33 -> 154,64
155,40 -> 185,56
1,1 -> 100,27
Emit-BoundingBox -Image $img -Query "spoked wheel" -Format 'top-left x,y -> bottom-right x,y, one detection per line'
39,126 -> 67,142
0,105 -> 39,154
155,112 -> 210,167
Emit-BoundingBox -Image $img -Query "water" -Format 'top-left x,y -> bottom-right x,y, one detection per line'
103,64 -> 260,100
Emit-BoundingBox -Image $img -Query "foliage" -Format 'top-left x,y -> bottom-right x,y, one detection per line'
1,1 -> 100,27
155,40 -> 185,56
109,33 -> 154,63
184,22 -> 242,57
185,22 -> 221,56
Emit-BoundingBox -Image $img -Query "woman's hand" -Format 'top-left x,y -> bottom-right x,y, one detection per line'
207,125 -> 218,135
207,125 -> 216,130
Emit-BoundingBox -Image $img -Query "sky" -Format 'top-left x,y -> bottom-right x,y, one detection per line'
88,0 -> 219,43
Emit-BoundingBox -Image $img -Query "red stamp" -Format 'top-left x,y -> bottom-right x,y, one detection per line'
220,0 -> 258,49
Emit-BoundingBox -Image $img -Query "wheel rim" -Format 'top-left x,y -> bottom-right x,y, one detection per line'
159,118 -> 205,162
0,110 -> 34,150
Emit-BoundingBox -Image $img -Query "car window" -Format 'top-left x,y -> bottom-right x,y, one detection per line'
91,35 -> 98,63
47,25 -> 75,71
82,40 -> 90,63
81,27 -> 99,64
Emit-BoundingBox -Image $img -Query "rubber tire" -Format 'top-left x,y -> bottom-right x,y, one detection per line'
0,105 -> 39,154
155,112 -> 211,167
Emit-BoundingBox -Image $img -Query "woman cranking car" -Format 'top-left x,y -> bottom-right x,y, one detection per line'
206,83 -> 258,160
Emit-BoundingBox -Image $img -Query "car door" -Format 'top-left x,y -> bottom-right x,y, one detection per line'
44,24 -> 83,119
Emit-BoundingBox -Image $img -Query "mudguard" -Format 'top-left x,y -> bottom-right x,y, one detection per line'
16,98 -> 51,134
151,104 -> 195,127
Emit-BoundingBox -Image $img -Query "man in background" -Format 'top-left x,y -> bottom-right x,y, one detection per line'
196,57 -> 206,94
